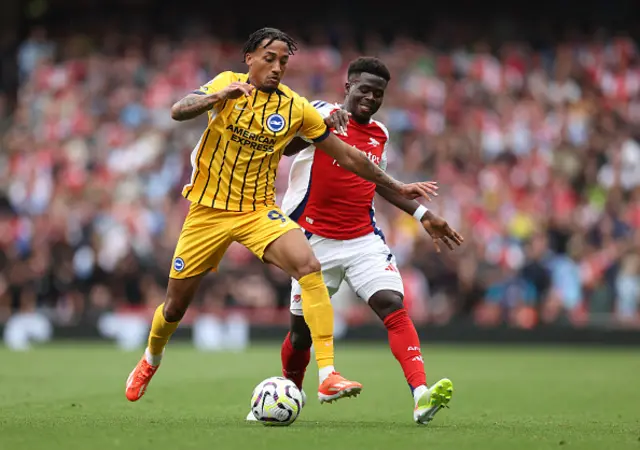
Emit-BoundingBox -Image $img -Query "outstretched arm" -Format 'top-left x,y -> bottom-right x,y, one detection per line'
315,133 -> 438,201
170,81 -> 254,122
375,185 -> 424,217
284,110 -> 350,157
283,137 -> 310,157
376,185 -> 464,252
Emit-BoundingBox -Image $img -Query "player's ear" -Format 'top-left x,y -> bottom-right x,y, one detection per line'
344,82 -> 350,95
245,52 -> 253,66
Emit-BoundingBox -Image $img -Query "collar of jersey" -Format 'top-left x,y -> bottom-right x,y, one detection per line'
246,75 -> 288,97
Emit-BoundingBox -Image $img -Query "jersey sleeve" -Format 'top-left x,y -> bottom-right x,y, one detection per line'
310,100 -> 339,119
194,71 -> 234,95
377,120 -> 391,171
192,72 -> 235,114
297,98 -> 330,143
380,142 -> 388,171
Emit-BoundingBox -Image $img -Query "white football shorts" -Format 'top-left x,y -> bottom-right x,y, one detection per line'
290,231 -> 404,316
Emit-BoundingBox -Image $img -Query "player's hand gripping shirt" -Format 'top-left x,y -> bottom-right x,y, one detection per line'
281,101 -> 390,240
182,71 -> 330,211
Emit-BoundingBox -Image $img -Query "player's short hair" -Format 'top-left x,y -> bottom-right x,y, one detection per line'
242,28 -> 298,62
347,57 -> 391,82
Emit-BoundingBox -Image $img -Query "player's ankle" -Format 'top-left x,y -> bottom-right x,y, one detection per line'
412,384 -> 428,403
144,348 -> 163,366
318,366 -> 335,383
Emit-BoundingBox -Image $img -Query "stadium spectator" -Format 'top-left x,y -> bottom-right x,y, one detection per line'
1,25 -> 639,329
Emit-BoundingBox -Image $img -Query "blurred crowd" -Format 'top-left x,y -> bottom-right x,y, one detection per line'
0,23 -> 639,329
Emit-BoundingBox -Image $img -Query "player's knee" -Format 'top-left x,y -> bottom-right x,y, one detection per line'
293,256 -> 321,280
163,297 -> 189,322
369,290 -> 404,320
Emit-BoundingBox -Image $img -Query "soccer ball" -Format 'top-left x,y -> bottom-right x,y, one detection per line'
250,376 -> 303,426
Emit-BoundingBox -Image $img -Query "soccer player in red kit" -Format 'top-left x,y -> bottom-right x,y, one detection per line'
247,57 -> 464,424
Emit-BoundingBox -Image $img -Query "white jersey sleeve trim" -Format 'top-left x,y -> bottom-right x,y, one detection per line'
372,119 -> 390,171
297,100 -> 337,143
281,145 -> 317,218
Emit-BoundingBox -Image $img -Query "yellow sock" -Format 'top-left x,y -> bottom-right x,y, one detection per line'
147,303 -> 180,357
299,272 -> 334,369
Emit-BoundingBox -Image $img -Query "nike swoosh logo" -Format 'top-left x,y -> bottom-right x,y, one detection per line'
235,104 -> 248,111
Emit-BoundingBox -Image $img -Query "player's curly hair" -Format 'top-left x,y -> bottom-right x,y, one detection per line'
242,28 -> 298,62
347,57 -> 391,82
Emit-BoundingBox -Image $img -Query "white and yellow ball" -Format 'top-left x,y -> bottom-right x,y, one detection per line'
249,377 -> 303,426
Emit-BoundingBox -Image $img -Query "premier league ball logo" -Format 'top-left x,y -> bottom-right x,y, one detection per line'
266,114 -> 286,133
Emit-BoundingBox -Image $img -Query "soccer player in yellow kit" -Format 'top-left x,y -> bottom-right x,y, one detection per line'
125,28 -> 437,405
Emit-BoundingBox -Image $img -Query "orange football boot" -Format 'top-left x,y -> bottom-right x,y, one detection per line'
318,372 -> 362,404
125,357 -> 159,402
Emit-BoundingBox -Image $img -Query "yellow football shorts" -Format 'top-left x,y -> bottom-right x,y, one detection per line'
169,202 -> 300,279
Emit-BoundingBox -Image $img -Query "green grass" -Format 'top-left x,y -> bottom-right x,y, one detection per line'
0,343 -> 639,450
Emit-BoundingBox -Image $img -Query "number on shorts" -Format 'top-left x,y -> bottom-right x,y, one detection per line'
268,210 -> 287,223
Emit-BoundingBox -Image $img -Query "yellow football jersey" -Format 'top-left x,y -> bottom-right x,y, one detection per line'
182,71 -> 329,211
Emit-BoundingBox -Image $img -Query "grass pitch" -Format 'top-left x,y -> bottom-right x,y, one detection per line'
0,343 -> 638,450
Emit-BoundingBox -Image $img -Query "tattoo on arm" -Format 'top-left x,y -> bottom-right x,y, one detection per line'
351,151 -> 403,191
171,94 -> 220,121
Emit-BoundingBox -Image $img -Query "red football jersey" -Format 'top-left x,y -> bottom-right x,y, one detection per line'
281,101 -> 389,240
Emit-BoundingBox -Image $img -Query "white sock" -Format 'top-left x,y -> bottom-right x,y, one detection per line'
145,347 -> 163,366
413,384 -> 429,405
318,366 -> 335,383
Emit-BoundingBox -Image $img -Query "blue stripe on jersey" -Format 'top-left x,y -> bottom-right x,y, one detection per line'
369,208 -> 387,243
312,128 -> 330,143
311,100 -> 327,109
289,177 -> 313,224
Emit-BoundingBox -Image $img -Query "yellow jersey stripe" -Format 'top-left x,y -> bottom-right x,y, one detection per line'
263,152 -> 275,207
260,92 -> 273,132
236,92 -> 259,125
211,140 -> 231,206
198,135 -> 222,204
286,97 -> 294,134
238,149 -> 256,212
185,129 -> 211,198
246,91 -> 260,128
251,155 -> 266,211
225,144 -> 243,209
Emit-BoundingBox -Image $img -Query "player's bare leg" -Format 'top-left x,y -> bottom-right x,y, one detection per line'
263,229 -> 362,403
125,273 -> 207,401
369,290 -> 453,424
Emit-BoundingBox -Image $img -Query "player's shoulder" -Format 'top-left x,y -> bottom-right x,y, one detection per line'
370,118 -> 390,140
205,71 -> 244,85
310,99 -> 340,112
